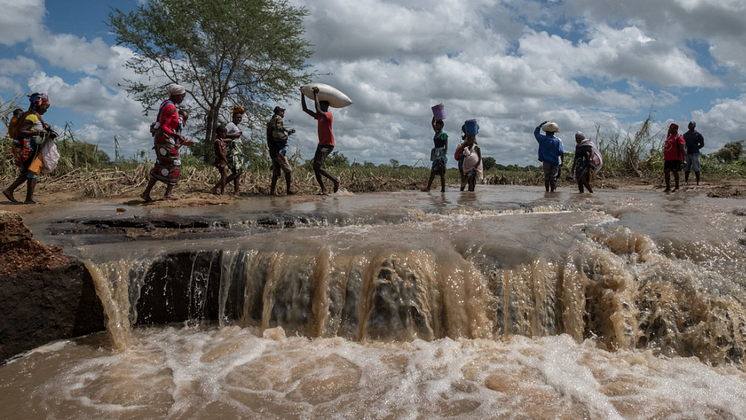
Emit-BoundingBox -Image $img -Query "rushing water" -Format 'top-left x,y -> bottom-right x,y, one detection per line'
3,186 -> 746,419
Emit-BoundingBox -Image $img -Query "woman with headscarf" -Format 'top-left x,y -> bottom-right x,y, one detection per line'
141,84 -> 193,202
570,131 -> 602,193
3,93 -> 57,204
663,123 -> 685,193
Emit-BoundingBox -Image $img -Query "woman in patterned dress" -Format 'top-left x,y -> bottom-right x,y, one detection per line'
140,84 -> 192,202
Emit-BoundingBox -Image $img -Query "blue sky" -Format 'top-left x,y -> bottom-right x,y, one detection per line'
2,0 -> 746,167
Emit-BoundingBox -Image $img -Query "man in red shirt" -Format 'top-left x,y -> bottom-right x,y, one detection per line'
302,86 -> 339,195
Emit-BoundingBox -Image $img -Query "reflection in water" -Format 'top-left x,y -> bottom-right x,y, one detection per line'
3,186 -> 746,419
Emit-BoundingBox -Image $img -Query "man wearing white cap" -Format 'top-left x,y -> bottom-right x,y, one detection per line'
534,121 -> 564,192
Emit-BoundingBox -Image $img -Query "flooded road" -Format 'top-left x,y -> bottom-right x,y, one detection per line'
3,186 -> 746,419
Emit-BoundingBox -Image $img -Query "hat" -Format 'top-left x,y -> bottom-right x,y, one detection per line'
543,122 -> 560,133
669,123 -> 679,131
232,105 -> 245,115
28,93 -> 49,107
168,84 -> 186,96
273,106 -> 286,114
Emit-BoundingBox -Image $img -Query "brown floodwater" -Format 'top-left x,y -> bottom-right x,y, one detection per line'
3,186 -> 746,419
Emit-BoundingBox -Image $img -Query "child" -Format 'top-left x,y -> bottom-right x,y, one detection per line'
461,134 -> 482,192
212,126 -> 229,194
7,108 -> 24,139
423,117 -> 448,192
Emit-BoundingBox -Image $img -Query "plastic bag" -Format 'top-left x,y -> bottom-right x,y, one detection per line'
41,139 -> 60,174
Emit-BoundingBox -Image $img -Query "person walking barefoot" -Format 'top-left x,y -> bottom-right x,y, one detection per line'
141,84 -> 192,202
423,117 -> 448,192
301,87 -> 339,195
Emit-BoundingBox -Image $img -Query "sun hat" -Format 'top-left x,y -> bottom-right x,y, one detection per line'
543,122 -> 560,133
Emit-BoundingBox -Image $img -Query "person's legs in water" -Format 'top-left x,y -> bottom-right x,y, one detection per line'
423,169 -> 436,192
695,171 -> 700,185
684,170 -> 690,185
467,172 -> 476,191
313,146 -> 339,194
664,167 -> 671,192
580,173 -> 593,193
3,173 -> 26,202
270,161 -> 280,195
577,178 -> 584,193
672,167 -> 680,192
439,170 -> 446,192
285,172 -> 294,195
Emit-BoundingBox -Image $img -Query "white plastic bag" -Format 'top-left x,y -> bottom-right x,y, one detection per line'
41,139 -> 60,174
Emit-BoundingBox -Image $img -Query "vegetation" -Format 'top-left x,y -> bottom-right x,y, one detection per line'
108,0 -> 313,162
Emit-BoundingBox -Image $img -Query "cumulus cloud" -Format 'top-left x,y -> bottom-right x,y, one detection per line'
0,0 -> 45,46
0,0 -> 743,166
31,33 -> 115,74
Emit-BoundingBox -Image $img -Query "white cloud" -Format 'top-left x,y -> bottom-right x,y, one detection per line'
31,33 -> 115,74
0,0 -> 45,46
1,0 -> 743,167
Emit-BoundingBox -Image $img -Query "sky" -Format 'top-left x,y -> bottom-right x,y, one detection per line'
2,0 -> 746,168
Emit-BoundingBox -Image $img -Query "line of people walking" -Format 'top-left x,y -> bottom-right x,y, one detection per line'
2,87 -> 708,204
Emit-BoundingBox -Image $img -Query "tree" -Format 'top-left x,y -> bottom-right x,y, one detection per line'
389,159 -> 400,168
482,156 -> 496,171
713,140 -> 744,164
108,0 -> 313,162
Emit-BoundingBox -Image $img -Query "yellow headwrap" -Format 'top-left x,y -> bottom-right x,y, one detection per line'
232,105 -> 245,115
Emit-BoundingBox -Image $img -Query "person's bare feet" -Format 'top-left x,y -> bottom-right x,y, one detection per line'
3,189 -> 17,203
140,192 -> 153,202
663,188 -> 671,193
333,181 -> 340,193
163,195 -> 179,201
287,189 -> 296,195
24,199 -> 41,205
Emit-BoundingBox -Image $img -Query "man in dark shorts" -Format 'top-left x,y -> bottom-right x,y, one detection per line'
301,86 -> 339,195
682,121 -> 705,186
267,106 -> 295,195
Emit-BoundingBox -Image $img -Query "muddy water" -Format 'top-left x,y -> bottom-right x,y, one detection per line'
3,187 -> 746,419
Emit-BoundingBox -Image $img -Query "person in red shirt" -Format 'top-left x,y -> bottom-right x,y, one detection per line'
663,123 -> 686,193
301,86 -> 339,195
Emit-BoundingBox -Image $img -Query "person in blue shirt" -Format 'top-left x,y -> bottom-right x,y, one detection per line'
682,121 -> 705,186
534,121 -> 564,192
